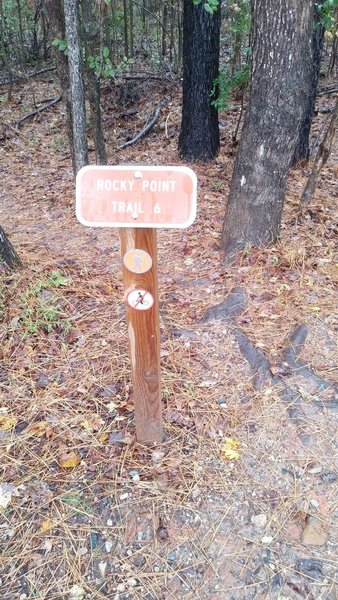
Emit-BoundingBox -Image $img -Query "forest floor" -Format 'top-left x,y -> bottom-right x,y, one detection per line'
0,69 -> 337,600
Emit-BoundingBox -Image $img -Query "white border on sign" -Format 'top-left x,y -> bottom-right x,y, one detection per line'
75,165 -> 197,229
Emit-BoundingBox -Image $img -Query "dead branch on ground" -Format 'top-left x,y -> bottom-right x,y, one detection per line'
117,103 -> 164,150
15,95 -> 62,128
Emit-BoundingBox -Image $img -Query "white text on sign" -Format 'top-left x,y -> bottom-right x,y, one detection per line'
97,179 -> 177,193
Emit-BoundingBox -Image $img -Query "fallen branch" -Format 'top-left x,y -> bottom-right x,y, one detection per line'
117,103 -> 163,149
0,65 -> 57,87
301,97 -> 338,204
15,94 -> 62,128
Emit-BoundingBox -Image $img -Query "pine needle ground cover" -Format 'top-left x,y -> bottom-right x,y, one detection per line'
0,75 -> 337,599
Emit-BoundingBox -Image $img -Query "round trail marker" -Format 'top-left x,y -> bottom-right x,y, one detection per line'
127,288 -> 154,310
123,249 -> 152,274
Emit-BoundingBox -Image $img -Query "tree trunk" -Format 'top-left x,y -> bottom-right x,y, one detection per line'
178,1 -> 221,161
0,227 -> 21,270
45,0 -> 75,170
292,1 -> 325,165
63,0 -> 88,175
82,0 -> 107,165
301,97 -> 338,204
15,0 -> 26,73
0,0 -> 13,101
123,0 -> 129,57
221,0 -> 312,256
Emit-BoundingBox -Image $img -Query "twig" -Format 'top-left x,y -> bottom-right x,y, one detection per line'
317,87 -> 338,96
300,97 -> 338,204
117,103 -> 163,150
15,94 -> 62,128
0,65 -> 57,87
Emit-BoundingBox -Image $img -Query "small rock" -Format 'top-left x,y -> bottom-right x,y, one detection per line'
151,450 -> 165,463
261,536 -> 273,544
251,513 -> 268,528
296,558 -> 323,579
108,431 -> 125,444
116,583 -> 126,592
119,493 -> 129,500
107,518 -> 113,526
129,469 -> 140,482
98,561 -> 107,578
35,373 -> 51,389
321,471 -> 337,483
307,464 -> 323,474
105,540 -> 114,552
301,516 -> 328,546
127,578 -> 138,587
69,585 -> 85,600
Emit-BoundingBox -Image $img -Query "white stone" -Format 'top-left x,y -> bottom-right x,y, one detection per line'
251,513 -> 268,528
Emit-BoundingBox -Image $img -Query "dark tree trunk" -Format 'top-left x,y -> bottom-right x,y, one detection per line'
178,1 -> 221,161
221,0 -> 312,256
0,227 -> 21,270
45,0 -> 75,170
82,0 -> 107,165
123,0 -> 129,57
63,0 -> 88,175
292,1 -> 325,165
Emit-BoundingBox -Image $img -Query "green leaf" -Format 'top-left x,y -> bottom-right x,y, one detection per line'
102,46 -> 109,59
204,3 -> 214,13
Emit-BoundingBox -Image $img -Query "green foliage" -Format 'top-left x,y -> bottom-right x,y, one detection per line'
51,38 -> 68,53
87,49 -> 132,79
228,0 -> 251,35
19,271 -> 72,337
316,0 -> 338,30
211,64 -> 249,112
193,0 -> 219,15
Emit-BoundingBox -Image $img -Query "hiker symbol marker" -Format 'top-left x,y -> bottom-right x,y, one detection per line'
127,289 -> 154,311
123,249 -> 152,274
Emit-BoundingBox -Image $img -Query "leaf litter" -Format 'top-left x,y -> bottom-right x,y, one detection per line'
0,72 -> 337,599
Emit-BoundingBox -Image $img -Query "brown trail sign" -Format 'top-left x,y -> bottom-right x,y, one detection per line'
76,165 -> 197,442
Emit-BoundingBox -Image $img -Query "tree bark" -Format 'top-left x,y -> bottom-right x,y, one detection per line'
63,0 -> 88,175
82,0 -> 107,165
178,1 -> 221,161
45,0 -> 75,170
221,0 -> 312,256
301,97 -> 338,204
0,227 -> 21,270
292,1 -> 325,165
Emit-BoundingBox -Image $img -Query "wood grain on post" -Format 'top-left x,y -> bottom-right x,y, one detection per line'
119,228 -> 163,442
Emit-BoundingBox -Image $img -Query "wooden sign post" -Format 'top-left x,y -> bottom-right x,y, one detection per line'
76,165 -> 197,442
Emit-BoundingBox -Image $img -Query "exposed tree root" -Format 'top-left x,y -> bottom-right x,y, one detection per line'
236,324 -> 338,410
